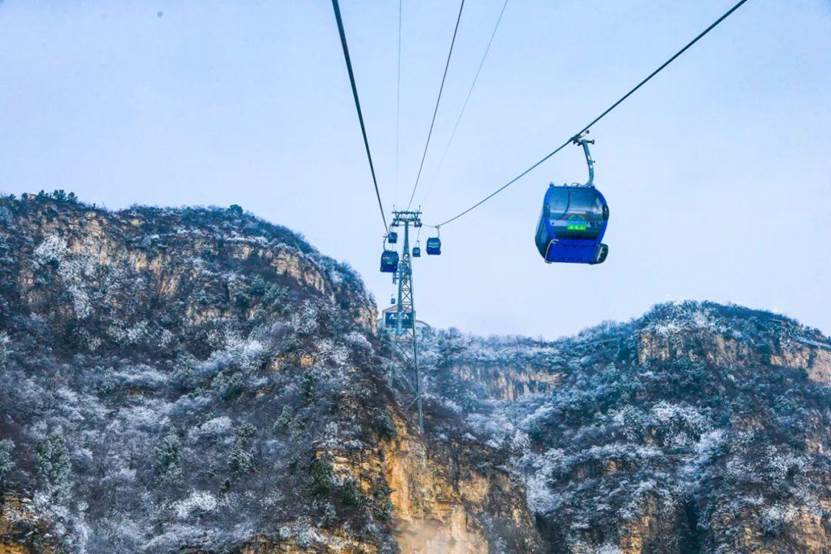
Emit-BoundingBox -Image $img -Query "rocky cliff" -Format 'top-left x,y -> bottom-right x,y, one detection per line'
1,192 -> 830,553
0,193 -> 539,553
418,303 -> 831,553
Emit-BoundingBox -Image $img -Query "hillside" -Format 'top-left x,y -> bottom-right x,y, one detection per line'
0,193 -> 538,553
1,193 -> 830,553
416,303 -> 831,553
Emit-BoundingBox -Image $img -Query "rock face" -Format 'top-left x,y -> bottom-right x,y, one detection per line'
2,193 -> 830,553
418,303 -> 831,553
0,194 -> 539,553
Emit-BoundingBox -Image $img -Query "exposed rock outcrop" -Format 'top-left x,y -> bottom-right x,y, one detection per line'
0,194 -> 539,553
423,302 -> 831,553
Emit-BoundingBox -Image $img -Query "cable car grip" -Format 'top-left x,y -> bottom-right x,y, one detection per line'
572,131 -> 595,188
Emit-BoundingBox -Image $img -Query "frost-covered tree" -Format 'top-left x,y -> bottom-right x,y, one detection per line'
212,370 -> 245,400
229,423 -> 256,476
0,439 -> 14,482
155,428 -> 183,485
36,431 -> 72,496
0,332 -> 9,372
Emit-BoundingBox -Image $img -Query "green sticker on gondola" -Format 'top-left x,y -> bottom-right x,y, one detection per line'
567,224 -> 587,231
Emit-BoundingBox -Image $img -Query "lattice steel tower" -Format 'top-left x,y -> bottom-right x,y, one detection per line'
389,209 -> 423,432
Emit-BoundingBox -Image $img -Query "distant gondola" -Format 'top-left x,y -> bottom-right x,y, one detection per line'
387,231 -> 398,244
380,250 -> 399,273
412,245 -> 421,257
426,237 -> 441,255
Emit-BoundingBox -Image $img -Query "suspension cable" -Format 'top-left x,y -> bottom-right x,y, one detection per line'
395,0 -> 403,194
430,0 -> 751,228
331,0 -> 389,231
420,0 -> 510,210
406,0 -> 466,209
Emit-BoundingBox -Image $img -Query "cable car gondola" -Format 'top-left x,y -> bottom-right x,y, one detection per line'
387,231 -> 398,244
380,250 -> 399,273
535,134 -> 609,265
426,237 -> 441,255
412,245 -> 421,257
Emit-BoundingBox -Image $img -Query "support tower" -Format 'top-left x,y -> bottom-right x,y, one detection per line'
389,210 -> 424,432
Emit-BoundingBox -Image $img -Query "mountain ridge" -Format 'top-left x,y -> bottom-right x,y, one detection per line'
416,301 -> 831,553
0,193 -> 540,553
1,192 -> 830,553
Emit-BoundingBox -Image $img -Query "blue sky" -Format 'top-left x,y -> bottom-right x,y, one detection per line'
1,0 -> 829,338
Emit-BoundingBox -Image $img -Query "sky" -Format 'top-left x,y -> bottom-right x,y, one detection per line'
1,0 -> 829,339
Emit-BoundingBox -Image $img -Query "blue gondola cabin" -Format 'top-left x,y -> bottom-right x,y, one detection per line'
380,250 -> 399,273
535,184 -> 609,264
426,237 -> 441,255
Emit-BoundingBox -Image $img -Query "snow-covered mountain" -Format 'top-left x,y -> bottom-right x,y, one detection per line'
415,302 -> 831,553
0,193 -> 538,553
1,192 -> 830,553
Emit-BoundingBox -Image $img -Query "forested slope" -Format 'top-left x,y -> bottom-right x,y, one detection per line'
1,193 -> 830,553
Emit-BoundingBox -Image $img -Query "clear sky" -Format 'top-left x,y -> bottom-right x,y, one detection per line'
1,0 -> 829,339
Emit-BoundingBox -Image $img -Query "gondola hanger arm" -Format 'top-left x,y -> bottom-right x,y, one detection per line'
573,131 -> 596,188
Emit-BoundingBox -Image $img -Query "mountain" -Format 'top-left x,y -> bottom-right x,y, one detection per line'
0,193 -> 538,553
1,192 -> 830,553
415,303 -> 831,553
